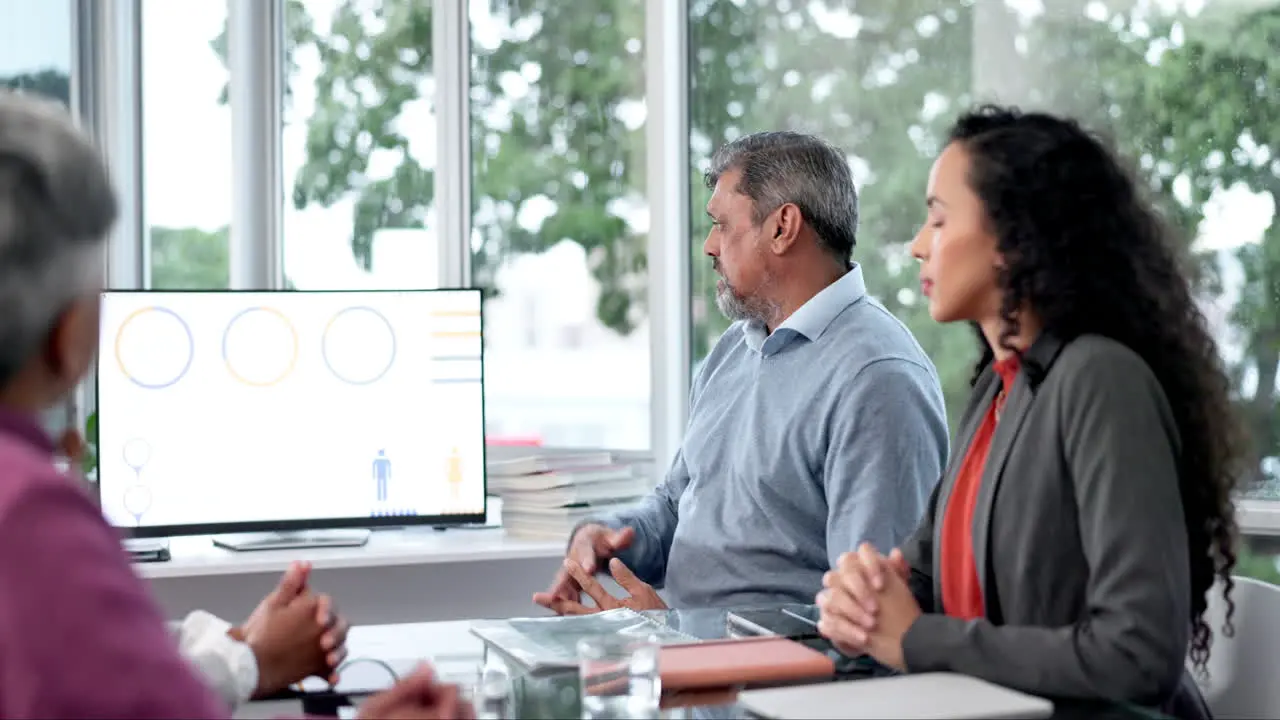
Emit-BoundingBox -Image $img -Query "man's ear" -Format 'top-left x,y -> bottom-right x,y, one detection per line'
768,203 -> 803,255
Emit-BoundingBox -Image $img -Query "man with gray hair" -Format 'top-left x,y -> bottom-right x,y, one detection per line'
537,131 -> 948,613
0,90 -> 468,718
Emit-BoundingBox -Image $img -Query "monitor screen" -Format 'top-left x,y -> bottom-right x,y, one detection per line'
96,289 -> 487,536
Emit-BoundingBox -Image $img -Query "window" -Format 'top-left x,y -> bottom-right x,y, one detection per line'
282,0 -> 438,291
1238,538 -> 1280,585
0,1 -> 71,104
470,0 -> 649,450
142,0 -> 232,290
688,1 -> 1279,497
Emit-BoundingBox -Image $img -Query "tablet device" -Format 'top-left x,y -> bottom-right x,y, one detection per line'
726,608 -> 823,640
739,672 -> 1054,719
782,605 -> 820,627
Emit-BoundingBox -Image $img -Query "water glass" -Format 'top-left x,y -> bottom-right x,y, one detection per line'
472,663 -> 513,719
577,635 -> 661,720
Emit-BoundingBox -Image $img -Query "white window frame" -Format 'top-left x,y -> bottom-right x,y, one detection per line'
1238,500 -> 1280,537
72,0 -> 145,440
645,0 -> 692,478
227,0 -> 285,290
71,0 -> 762,493
433,0 -> 471,289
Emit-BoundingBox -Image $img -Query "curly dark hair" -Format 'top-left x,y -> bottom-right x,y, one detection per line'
948,104 -> 1243,671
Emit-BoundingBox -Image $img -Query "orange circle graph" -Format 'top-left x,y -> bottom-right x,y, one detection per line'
221,306 -> 300,387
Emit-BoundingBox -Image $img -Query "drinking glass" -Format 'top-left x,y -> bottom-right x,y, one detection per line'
471,662 -> 513,719
577,635 -> 661,720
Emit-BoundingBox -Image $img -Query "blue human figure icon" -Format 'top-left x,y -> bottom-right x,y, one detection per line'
372,449 -> 392,502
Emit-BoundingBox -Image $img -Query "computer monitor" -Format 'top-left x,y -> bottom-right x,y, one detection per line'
95,289 -> 487,546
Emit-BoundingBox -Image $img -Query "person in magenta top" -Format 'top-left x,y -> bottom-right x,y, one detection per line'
814,105 -> 1240,719
0,90 -> 471,719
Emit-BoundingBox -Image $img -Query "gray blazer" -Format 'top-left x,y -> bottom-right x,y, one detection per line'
898,332 -> 1207,716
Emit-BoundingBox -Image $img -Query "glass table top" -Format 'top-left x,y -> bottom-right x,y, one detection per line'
299,607 -> 1171,720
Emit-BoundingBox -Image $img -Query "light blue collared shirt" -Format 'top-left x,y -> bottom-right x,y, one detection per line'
742,264 -> 869,356
597,263 -> 950,608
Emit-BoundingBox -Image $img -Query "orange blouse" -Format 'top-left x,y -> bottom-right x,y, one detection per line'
940,355 -> 1021,620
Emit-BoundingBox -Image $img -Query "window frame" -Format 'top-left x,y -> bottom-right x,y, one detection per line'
76,0 -> 690,477
72,0 -> 145,442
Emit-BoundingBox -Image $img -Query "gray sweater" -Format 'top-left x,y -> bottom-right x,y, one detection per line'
596,266 -> 949,608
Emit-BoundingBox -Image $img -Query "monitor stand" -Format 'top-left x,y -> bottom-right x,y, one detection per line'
211,528 -> 372,552
124,538 -> 171,563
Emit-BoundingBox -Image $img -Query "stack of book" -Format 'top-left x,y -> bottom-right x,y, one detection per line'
486,448 -> 653,540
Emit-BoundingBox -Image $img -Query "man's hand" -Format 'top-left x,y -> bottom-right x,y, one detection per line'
532,524 -> 634,612
234,562 -> 351,697
540,558 -> 667,615
358,665 -> 475,720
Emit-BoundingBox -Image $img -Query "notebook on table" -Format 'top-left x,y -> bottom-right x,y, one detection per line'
659,636 -> 835,691
737,672 -> 1054,719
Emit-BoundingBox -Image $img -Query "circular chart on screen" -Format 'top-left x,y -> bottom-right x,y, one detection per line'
114,306 -> 195,390
321,306 -> 398,385
123,438 -> 152,473
123,484 -> 153,524
222,307 -> 299,387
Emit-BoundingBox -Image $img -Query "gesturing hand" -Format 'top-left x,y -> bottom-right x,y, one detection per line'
358,665 -> 475,720
532,524 -> 635,612
541,558 -> 667,615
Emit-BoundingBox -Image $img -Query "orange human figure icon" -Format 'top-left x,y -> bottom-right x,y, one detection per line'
447,446 -> 463,503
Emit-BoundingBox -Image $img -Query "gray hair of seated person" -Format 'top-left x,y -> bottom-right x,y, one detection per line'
0,90 -> 117,389
704,130 -> 859,267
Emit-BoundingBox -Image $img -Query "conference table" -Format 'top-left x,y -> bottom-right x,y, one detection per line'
253,607 -> 1171,720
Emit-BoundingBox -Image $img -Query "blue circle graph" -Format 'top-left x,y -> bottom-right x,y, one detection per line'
114,306 -> 194,390
322,306 -> 398,385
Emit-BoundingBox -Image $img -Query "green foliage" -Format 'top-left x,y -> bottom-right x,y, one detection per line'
149,225 -> 231,290
83,411 -> 98,480
217,1 -> 1279,477
0,69 -> 71,105
687,0 -> 981,419
1235,542 -> 1280,586
470,1 -> 648,333
213,0 -> 648,333
1131,6 -> 1280,491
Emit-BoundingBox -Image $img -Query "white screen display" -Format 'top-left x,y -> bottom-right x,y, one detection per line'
96,290 -> 486,531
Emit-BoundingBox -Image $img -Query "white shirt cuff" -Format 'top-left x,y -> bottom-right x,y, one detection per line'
174,610 -> 260,706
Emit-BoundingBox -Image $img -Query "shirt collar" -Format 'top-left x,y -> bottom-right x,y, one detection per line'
994,354 -> 1021,389
0,405 -> 56,456
742,263 -> 868,354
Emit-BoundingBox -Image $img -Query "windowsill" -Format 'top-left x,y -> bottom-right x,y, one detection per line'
134,525 -> 565,579
1237,498 -> 1280,537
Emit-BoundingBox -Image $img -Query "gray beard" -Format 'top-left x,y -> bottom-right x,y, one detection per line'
715,276 -> 781,327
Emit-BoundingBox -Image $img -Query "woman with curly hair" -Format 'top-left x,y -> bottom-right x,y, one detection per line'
815,104 -> 1242,719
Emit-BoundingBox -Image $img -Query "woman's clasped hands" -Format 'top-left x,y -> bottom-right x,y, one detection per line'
815,542 -> 922,672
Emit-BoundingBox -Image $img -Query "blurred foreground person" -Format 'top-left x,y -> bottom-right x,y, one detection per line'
0,89 -> 471,719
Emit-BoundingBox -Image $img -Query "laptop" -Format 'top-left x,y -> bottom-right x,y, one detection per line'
737,672 -> 1054,719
